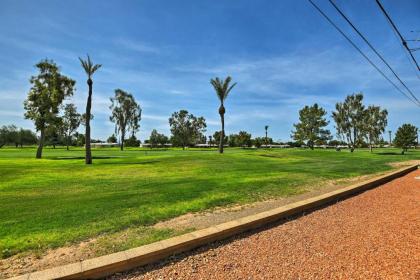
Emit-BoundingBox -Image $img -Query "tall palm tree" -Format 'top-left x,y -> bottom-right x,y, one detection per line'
210,76 -> 236,154
79,55 -> 101,164
265,125 -> 269,147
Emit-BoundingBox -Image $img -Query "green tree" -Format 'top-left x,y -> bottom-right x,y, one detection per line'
292,103 -> 331,150
228,133 -> 238,147
213,131 -> 228,147
210,76 -> 237,154
169,110 -> 206,149
363,105 -> 388,152
332,93 -> 365,152
107,134 -> 117,143
149,129 -> 168,148
74,132 -> 85,146
24,59 -> 75,158
62,103 -> 81,150
79,55 -> 101,164
18,128 -> 38,147
237,131 -> 252,147
0,125 -> 17,147
109,89 -> 142,151
394,124 -> 418,154
253,137 -> 265,148
124,134 -> 140,147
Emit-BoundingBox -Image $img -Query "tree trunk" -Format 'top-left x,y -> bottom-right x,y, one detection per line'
36,128 -> 45,159
219,114 -> 224,154
369,144 -> 373,153
265,131 -> 268,147
120,132 -> 125,151
85,79 -> 93,164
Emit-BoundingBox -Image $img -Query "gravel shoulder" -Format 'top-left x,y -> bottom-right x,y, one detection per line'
114,168 -> 420,280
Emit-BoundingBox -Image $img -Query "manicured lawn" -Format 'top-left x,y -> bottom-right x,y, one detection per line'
0,147 -> 418,258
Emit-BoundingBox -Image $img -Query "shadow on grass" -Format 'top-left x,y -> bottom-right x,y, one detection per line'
376,152 -> 402,156
50,156 -> 127,160
99,160 -> 161,165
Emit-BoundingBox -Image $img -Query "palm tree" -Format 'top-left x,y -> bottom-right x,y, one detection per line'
210,76 -> 236,154
265,125 -> 269,147
79,55 -> 102,164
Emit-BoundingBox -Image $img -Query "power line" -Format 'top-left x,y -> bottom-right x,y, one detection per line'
307,0 -> 420,107
327,0 -> 420,104
375,0 -> 420,71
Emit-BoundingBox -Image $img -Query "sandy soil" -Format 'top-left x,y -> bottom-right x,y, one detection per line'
113,169 -> 420,280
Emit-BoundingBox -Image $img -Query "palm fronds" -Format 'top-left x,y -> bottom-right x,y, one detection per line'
210,76 -> 236,102
79,55 -> 102,78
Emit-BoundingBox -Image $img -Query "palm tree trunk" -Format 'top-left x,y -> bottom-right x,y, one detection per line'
120,131 -> 125,151
36,128 -> 45,159
85,79 -> 93,164
265,131 -> 268,147
219,114 -> 224,154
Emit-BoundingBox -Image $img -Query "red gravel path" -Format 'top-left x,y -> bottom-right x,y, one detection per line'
114,169 -> 420,280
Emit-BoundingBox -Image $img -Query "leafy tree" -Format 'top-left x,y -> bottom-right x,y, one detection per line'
169,110 -> 206,149
394,124 -> 418,154
24,59 -> 75,158
237,131 -> 252,147
107,134 -> 118,143
213,131 -> 228,146
74,132 -> 85,146
228,134 -> 238,147
109,89 -> 142,151
45,122 -> 63,149
363,105 -> 388,152
149,129 -> 169,148
210,76 -> 237,154
292,103 -> 331,150
332,93 -> 365,152
17,128 -> 38,147
79,55 -> 101,164
124,134 -> 140,147
329,139 -> 342,146
253,137 -> 265,148
62,103 -> 81,150
0,125 -> 17,147
0,126 -> 38,148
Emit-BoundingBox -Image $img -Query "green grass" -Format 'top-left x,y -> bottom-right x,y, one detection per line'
0,146 -> 418,258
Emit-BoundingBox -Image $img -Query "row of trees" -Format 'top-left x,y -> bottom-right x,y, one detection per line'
292,93 -> 393,152
0,125 -> 37,148
23,58 -> 142,162
16,56 -> 419,159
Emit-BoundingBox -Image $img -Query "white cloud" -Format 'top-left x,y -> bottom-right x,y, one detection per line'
115,38 -> 159,54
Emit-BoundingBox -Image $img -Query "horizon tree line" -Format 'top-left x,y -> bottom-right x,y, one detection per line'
6,58 -> 417,158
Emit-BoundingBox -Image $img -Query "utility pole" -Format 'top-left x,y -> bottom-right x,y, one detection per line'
388,130 -> 392,146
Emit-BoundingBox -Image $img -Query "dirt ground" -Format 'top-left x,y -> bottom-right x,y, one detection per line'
1,162 -> 418,278
112,168 -> 420,280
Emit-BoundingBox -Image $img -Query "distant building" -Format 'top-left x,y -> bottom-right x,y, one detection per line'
91,142 -> 120,148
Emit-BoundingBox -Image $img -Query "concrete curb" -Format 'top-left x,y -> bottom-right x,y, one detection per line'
8,164 -> 418,280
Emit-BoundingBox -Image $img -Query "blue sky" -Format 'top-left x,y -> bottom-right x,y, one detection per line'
0,0 -> 419,142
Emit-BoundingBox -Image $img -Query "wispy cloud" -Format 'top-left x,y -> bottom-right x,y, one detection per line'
115,38 -> 160,54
